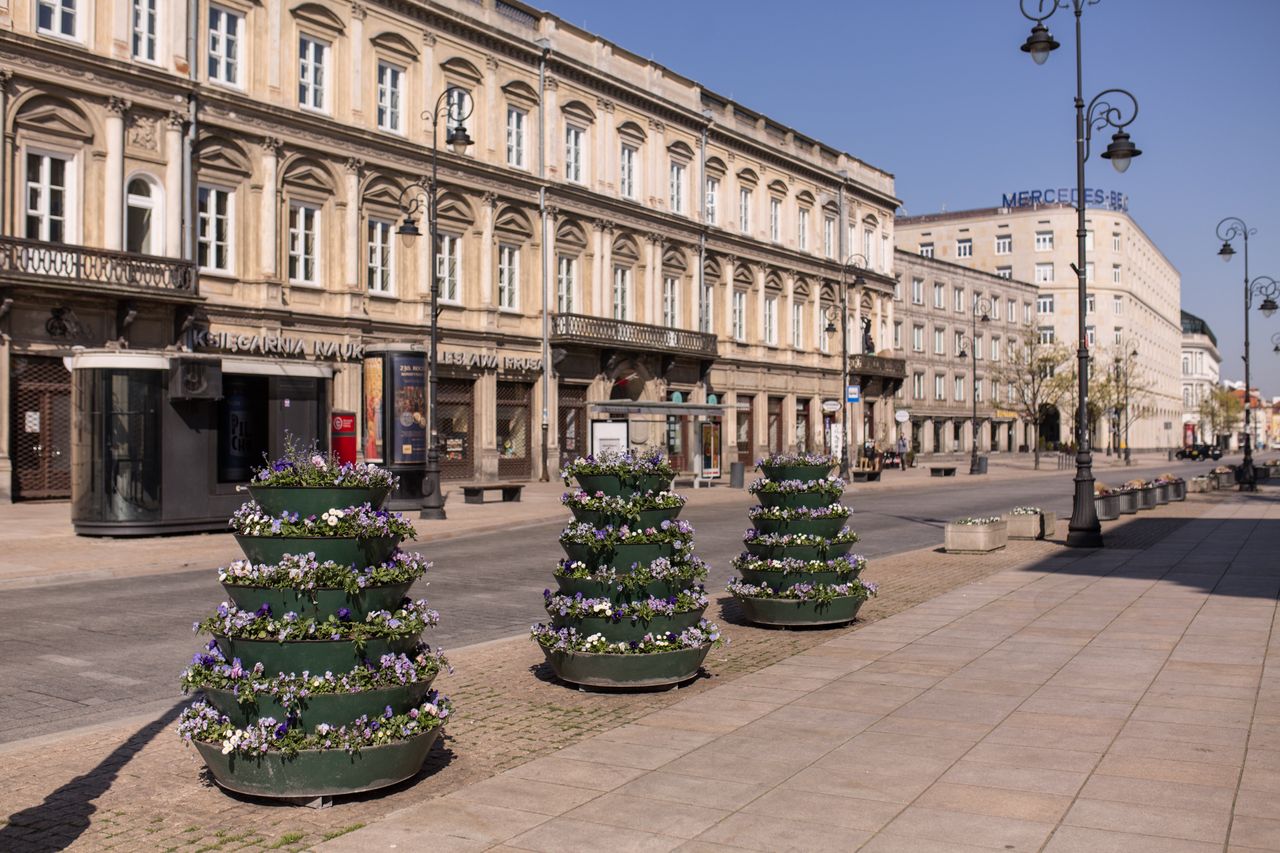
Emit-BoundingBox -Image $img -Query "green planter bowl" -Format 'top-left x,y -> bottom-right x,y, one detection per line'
573,473 -> 672,498
1095,495 -> 1120,521
744,540 -> 855,561
749,516 -> 849,537
203,679 -> 437,729
759,463 -> 834,482
221,582 -> 414,621
559,541 -> 676,570
555,575 -> 692,602
213,635 -> 421,675
543,645 -> 711,689
193,726 -> 442,799
738,566 -> 858,589
234,535 -> 401,568
734,594 -> 866,627
549,608 -> 707,643
756,490 -> 841,510
248,486 -> 391,518
568,506 -> 682,529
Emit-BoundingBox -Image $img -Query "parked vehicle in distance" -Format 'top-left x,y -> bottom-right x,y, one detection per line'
1176,444 -> 1223,461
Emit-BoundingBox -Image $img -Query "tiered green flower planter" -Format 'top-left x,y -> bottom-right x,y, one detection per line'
729,458 -> 874,628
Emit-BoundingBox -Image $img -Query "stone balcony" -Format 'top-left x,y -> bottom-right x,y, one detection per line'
0,236 -> 199,302
551,313 -> 718,359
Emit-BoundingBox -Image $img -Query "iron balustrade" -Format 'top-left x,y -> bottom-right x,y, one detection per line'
848,353 -> 907,379
551,313 -> 718,358
0,236 -> 197,294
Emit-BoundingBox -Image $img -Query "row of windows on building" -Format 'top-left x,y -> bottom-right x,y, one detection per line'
1036,325 -> 1129,347
904,326 -> 1013,361
1036,293 -> 1127,314
903,279 -> 1032,325
918,229 -> 1125,259
907,372 -> 1017,405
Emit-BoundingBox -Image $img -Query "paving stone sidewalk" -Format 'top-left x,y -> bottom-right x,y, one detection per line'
314,489 -> 1280,853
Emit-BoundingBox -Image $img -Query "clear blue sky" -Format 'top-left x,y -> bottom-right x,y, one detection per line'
540,0 -> 1280,395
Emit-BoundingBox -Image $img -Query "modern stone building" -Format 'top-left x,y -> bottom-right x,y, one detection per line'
1180,309 -> 1220,446
891,249 -> 1037,456
896,201 -> 1182,451
0,0 -> 902,525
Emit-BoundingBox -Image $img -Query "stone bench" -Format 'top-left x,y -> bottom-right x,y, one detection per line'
458,483 -> 525,504
851,470 -> 881,483
929,466 -> 958,477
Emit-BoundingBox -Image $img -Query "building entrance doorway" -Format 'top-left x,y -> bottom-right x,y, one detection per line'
11,355 -> 72,500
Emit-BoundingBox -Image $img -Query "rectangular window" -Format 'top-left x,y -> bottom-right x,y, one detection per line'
919,242 -> 934,258
764,295 -> 778,345
133,0 -> 158,61
1113,294 -> 1123,314
446,88 -> 470,136
975,378 -> 983,403
366,217 -> 394,293
288,202 -> 319,284
798,208 -> 809,250
996,266 -> 1012,279
1035,231 -> 1053,251
991,336 -> 1000,361
882,234 -> 890,272
1034,263 -> 1054,284
769,198 -> 781,242
863,229 -> 874,267
934,374 -> 945,401
498,244 -> 520,310
933,283 -> 945,309
619,144 -> 636,197
1112,232 -> 1121,252
933,327 -> 945,355
705,178 -> 718,225
24,152 -> 69,243
377,63 -> 404,133
1085,230 -> 1094,251
954,375 -> 965,402
739,188 -> 751,234
1024,303 -> 1032,324
208,6 -> 241,86
913,373 -> 924,400
1085,262 -> 1094,284
819,309 -> 830,353
975,333 -> 984,360
298,35 -> 328,111
1112,264 -> 1121,284
912,325 -> 924,352
196,184 -> 231,271
505,106 -> 526,167
1007,298 -> 1017,321
1113,327 -> 1123,345
612,266 -> 631,321
956,238 -> 972,258
1086,294 -> 1095,314
555,254 -> 575,313
669,163 -> 685,213
1037,294 -> 1054,313
953,286 -> 965,312
1086,325 -> 1096,347
732,290 -> 746,341
437,233 -> 461,302
37,0 -> 77,38
990,299 -> 1000,321
893,320 -> 902,349
954,330 -> 965,356
911,278 -> 923,305
995,234 -> 1012,255
823,216 -> 835,259
699,282 -> 713,333
663,276 -> 679,328
1038,325 -> 1055,344
792,303 -> 804,349
564,126 -> 584,183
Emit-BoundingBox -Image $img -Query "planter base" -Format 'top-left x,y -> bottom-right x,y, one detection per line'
193,728 -> 441,799
543,645 -> 710,689
733,595 -> 865,627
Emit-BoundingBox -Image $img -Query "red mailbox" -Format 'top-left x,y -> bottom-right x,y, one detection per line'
331,411 -> 357,465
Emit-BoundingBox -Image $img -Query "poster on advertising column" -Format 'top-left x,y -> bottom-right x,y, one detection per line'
700,422 -> 721,479
389,353 -> 426,465
362,357 -> 384,463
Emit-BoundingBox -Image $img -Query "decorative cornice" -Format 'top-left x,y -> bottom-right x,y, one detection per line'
166,110 -> 186,130
344,157 -> 365,175
107,96 -> 131,116
350,2 -> 368,21
259,135 -> 284,155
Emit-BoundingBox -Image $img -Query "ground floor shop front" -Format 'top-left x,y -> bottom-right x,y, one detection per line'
905,412 -> 1031,456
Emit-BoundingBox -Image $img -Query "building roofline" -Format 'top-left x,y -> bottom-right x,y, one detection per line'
893,248 -> 1038,294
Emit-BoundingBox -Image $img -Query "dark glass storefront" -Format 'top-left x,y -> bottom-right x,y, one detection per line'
497,381 -> 532,480
438,377 -> 475,481
72,368 -> 163,524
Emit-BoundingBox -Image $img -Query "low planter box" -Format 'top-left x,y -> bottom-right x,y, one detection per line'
221,581 -> 414,621
193,727 -> 442,799
1095,495 -> 1120,521
1189,477 -> 1210,493
542,645 -> 711,689
1005,511 -> 1056,540
1215,472 -> 1236,489
1136,486 -> 1158,510
549,608 -> 706,643
1117,490 -> 1139,514
1170,480 -> 1186,501
234,535 -> 400,568
248,486 -> 391,518
203,679 -> 437,729
734,595 -> 865,627
1155,483 -> 1171,504
944,520 -> 1007,554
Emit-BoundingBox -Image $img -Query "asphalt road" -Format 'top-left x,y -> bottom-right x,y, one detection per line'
0,457 -> 1223,744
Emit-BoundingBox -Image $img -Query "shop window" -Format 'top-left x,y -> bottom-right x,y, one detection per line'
72,368 -> 162,520
438,378 -> 475,480
217,374 -> 268,483
497,381 -> 532,479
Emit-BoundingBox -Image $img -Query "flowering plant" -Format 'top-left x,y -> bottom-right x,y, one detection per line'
1094,481 -> 1128,496
1212,465 -> 1233,474
252,434 -> 397,489
218,551 -> 430,593
230,501 -> 416,540
561,449 -> 674,485
543,588 -> 708,622
181,641 -> 448,708
1124,479 -> 1152,490
195,599 -> 439,643
951,517 -> 1003,526
553,556 -> 709,592
177,692 -> 451,757
748,477 -> 845,497
1153,473 -> 1183,484
1008,506 -> 1043,516
743,529 -> 859,546
747,504 -> 851,521
530,620 -> 723,654
731,553 -> 866,577
560,520 -> 695,549
757,452 -> 837,467
727,577 -> 877,605
561,490 -> 685,516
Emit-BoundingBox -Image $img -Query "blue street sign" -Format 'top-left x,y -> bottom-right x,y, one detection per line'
846,384 -> 861,403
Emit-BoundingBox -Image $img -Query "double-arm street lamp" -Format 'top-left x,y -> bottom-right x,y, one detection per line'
1019,0 -> 1142,548
824,253 -> 868,479
397,86 -> 474,519
1216,218 -> 1277,490
955,296 -> 992,475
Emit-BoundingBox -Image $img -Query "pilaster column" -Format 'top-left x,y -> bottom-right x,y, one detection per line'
544,77 -> 559,177
0,71 -> 10,236
104,97 -> 130,251
595,98 -> 613,193
544,206 -> 558,311
164,112 -> 185,258
480,192 -> 497,309
599,221 -> 614,315
350,3 -> 366,115
258,137 -> 282,277
420,33 -> 437,130
343,158 -> 363,290
484,55 -> 500,156
720,257 -> 734,340
645,232 -> 661,325
648,118 -> 664,207
590,220 -> 604,315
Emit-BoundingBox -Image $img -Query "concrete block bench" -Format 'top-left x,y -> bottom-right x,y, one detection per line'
851,470 -> 881,483
929,466 -> 958,477
458,483 -> 525,504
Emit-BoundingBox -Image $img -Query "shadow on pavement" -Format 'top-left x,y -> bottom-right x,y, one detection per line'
0,701 -> 185,852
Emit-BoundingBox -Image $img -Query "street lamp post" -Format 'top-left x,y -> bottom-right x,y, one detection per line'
1216,217 -> 1278,490
958,297 -> 992,475
823,254 -> 867,479
397,86 -> 474,520
1019,0 -> 1142,548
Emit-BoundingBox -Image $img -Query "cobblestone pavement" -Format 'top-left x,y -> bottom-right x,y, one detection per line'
0,496 -> 1170,853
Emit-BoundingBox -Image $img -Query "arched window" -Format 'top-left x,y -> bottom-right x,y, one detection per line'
125,176 -> 161,255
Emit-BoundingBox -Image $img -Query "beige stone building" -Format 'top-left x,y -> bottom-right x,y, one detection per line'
896,202 -> 1182,451
0,0 -> 902,526
1180,310 -> 1220,446
891,249 -> 1038,456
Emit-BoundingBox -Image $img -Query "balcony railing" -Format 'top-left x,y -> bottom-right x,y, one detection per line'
552,313 -> 718,358
0,236 -> 197,295
849,352 -> 907,379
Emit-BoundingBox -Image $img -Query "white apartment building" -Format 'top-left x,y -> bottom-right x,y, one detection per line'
1180,310 -> 1220,446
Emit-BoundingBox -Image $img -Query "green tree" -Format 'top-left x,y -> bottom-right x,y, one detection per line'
994,328 -> 1072,469
1198,387 -> 1243,446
